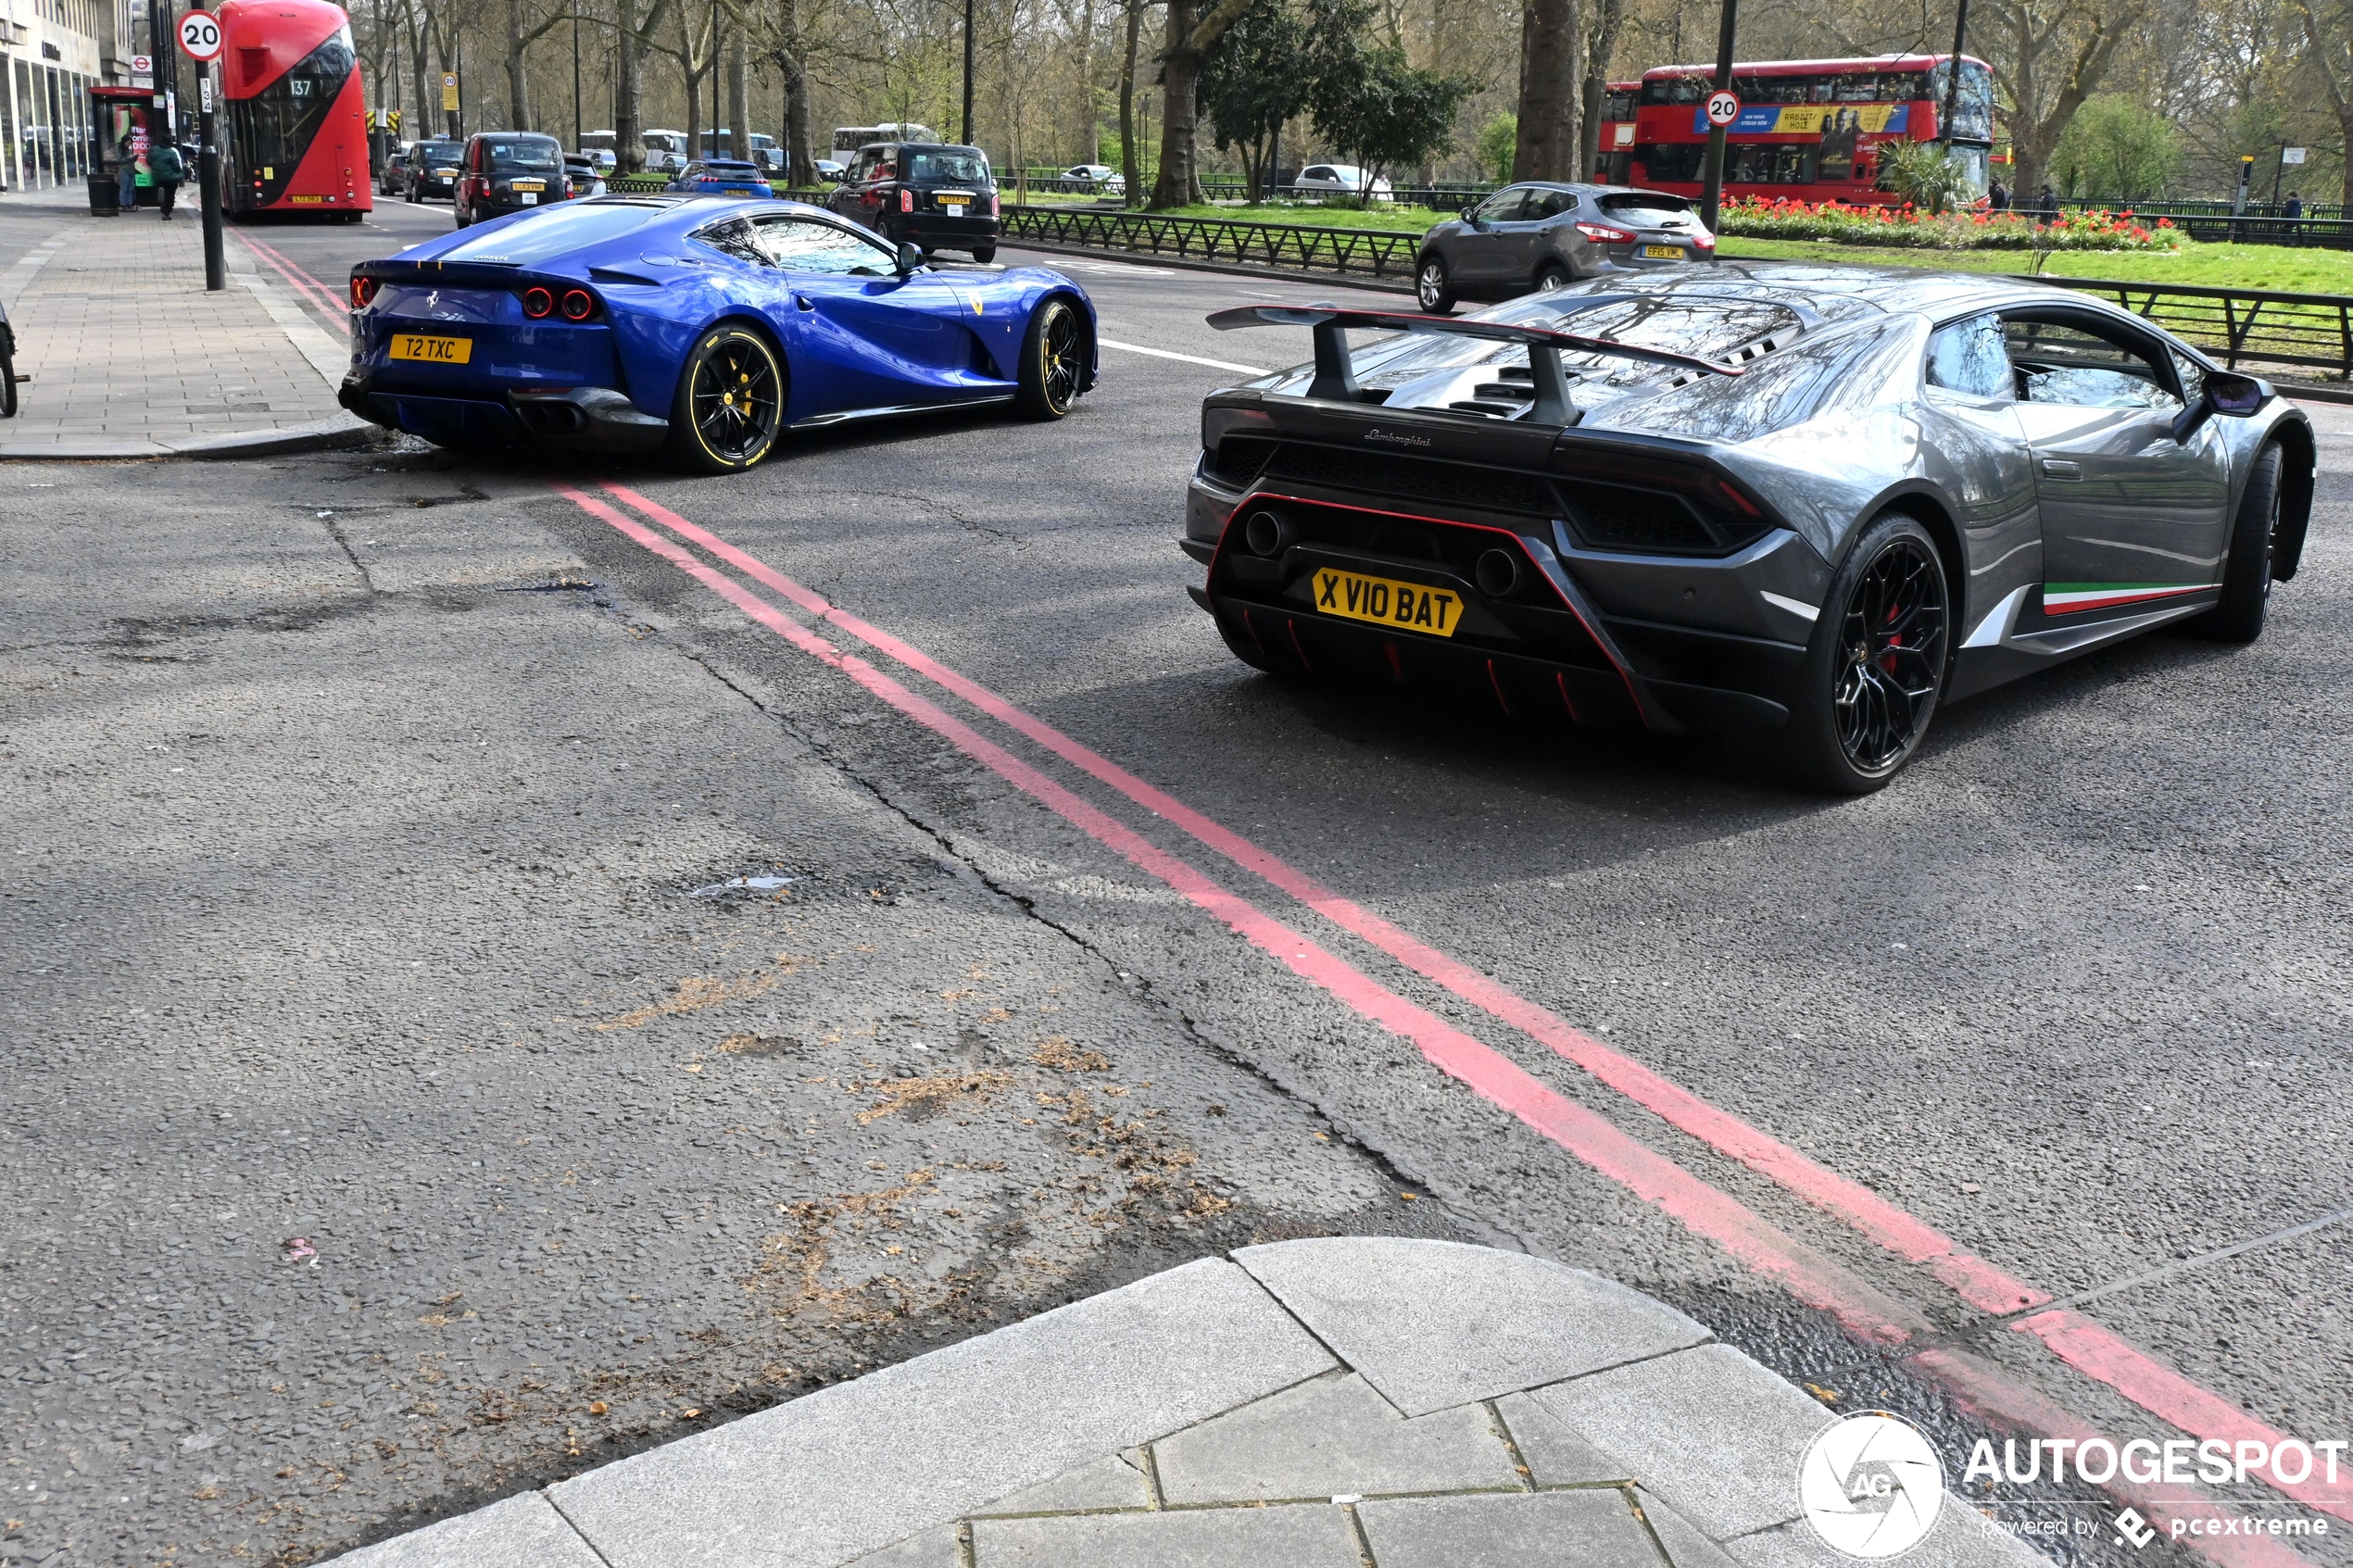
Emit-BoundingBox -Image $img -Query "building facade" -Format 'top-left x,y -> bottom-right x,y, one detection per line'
0,0 -> 169,191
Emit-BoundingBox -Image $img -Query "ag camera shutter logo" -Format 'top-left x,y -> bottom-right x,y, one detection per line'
1799,1412 -> 1945,1558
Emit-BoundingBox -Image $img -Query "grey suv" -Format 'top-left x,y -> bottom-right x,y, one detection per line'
1415,182 -> 1717,312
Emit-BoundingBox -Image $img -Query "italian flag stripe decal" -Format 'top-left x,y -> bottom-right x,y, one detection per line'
2043,583 -> 2211,614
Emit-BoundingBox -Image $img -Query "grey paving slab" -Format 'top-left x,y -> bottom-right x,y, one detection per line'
549,1257 -> 1338,1568
1233,1236 -> 1711,1416
1495,1391 -> 1634,1486
968,1502 -> 1363,1565
977,1453 -> 1152,1515
1723,1510 -> 2047,1568
1356,1488 -> 1666,1568
1529,1345 -> 1834,1540
1152,1369 -> 1520,1504
1635,1492 -> 1738,1568
843,1523 -> 965,1566
324,1491 -> 604,1568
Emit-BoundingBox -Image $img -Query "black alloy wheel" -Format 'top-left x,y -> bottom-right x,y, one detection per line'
1769,512 -> 1950,794
1417,255 -> 1454,312
2189,441 -> 2283,644
1016,299 -> 1084,419
666,326 -> 786,473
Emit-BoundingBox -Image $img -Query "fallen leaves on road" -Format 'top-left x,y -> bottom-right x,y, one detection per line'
1031,1036 -> 1109,1073
854,1069 -> 1013,1126
589,955 -> 807,1031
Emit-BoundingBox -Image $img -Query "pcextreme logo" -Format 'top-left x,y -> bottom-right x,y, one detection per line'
1799,1412 -> 1945,1559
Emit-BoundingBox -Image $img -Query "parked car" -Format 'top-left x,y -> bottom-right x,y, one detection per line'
666,159 -> 774,198
375,140 -> 411,195
564,153 -> 607,199
1414,182 -> 1716,311
1184,271 -> 2313,792
455,132 -> 572,227
395,139 -> 466,202
1290,164 -> 1392,199
1055,163 -> 1122,194
342,198 -> 1099,473
574,146 -> 617,176
827,141 -> 1000,262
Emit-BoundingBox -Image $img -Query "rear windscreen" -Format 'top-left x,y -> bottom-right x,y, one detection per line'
419,143 -> 462,162
487,139 -> 561,173
1598,193 -> 1693,224
437,202 -> 660,262
910,150 -> 989,183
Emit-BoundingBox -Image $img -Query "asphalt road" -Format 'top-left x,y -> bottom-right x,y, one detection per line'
3,205 -> 2347,1567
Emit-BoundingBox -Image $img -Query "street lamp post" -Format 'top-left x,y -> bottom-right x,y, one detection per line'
961,0 -> 975,148
1936,0 -> 1969,152
1696,0 -> 1738,241
192,1 -> 225,291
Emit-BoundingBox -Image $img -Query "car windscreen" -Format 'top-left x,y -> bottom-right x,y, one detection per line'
910,150 -> 989,183
486,139 -> 562,173
437,202 -> 662,262
698,162 -> 761,178
1598,193 -> 1693,225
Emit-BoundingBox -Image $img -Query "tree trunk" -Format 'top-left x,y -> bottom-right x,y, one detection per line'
1075,0 -> 1098,165
1575,0 -> 1623,178
1151,0 -> 1200,207
1118,0 -> 1142,205
1512,0 -> 1579,182
505,0 -> 531,130
726,28 -> 749,161
678,5 -> 705,165
616,0 -> 644,169
774,0 -> 813,184
2297,0 -> 2353,208
407,0 -> 430,144
1985,0 -> 2142,200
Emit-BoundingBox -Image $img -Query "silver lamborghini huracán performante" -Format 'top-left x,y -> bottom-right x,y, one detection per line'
1181,266 -> 2315,792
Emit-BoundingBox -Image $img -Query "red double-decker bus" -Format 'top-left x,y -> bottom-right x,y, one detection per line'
1592,81 -> 1639,185
1627,54 -> 1993,206
219,0 -> 372,220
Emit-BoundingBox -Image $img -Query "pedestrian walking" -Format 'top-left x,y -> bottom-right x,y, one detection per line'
150,140 -> 184,220
2035,182 -> 2058,222
115,132 -> 138,213
2284,190 -> 2304,220
1988,179 -> 2009,211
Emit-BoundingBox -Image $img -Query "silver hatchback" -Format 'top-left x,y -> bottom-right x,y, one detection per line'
1415,183 -> 1718,312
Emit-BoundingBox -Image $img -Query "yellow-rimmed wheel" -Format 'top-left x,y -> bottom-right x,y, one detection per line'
1014,298 -> 1085,420
666,325 -> 786,474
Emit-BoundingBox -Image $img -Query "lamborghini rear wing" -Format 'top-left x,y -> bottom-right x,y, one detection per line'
1205,301 -> 1743,425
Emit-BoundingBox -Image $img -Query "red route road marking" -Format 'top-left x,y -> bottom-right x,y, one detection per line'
556,481 -> 2324,1562
229,231 -> 346,320
597,483 -> 2352,1525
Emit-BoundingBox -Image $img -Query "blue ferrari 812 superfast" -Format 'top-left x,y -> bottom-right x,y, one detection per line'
339,195 -> 1099,473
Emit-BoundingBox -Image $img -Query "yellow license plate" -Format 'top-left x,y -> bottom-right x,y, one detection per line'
1642,244 -> 1684,258
389,333 -> 472,364
941,196 -> 968,207
511,181 -> 545,191
1311,567 -> 1463,638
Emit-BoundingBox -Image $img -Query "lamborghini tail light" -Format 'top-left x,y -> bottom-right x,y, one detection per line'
521,286 -> 555,319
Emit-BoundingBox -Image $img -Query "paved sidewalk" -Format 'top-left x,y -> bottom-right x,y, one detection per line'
333,1238 -> 2043,1568
0,193 -> 373,458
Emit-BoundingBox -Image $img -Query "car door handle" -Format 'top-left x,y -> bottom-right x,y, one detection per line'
2039,458 -> 2082,481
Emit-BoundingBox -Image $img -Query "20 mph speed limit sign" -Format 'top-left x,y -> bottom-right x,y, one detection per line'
1705,89 -> 1742,128
178,10 -> 223,62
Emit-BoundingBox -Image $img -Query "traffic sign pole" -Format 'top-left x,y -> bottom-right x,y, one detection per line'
181,3 -> 227,291
1697,0 -> 1740,251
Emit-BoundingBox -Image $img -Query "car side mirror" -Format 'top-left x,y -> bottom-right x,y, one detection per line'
894,241 -> 924,275
2171,370 -> 2270,443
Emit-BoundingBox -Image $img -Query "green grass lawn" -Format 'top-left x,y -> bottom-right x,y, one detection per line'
1717,235 -> 2353,295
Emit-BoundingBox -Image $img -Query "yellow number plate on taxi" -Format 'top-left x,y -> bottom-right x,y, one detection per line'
1311,567 -> 1462,638
511,180 -> 545,191
389,333 -> 472,364
1642,244 -> 1684,259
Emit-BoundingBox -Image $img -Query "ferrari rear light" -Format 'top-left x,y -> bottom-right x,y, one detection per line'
348,274 -> 378,309
900,188 -> 914,212
560,289 -> 596,321
521,286 -> 555,319
1575,221 -> 1634,244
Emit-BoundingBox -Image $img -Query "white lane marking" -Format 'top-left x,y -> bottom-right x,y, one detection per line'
1098,336 -> 1265,375
1758,590 -> 1819,622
